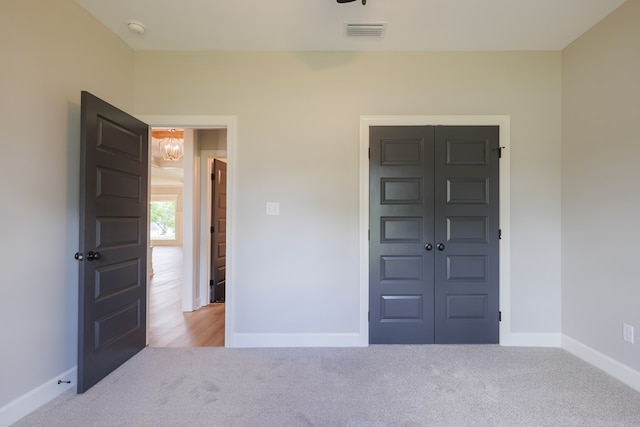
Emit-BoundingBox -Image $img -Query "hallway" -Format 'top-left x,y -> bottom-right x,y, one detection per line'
148,246 -> 224,347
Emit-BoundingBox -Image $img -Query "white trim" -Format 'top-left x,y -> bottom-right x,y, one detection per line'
136,115 -> 236,128
136,115 -> 237,347
563,335 -> 640,392
182,129 -> 197,311
231,333 -> 364,348
501,333 -> 562,347
359,115 -> 516,345
0,366 -> 76,426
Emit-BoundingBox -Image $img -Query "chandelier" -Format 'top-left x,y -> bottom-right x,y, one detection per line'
158,129 -> 184,161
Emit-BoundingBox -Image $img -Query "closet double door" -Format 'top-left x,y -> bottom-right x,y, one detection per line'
369,125 -> 499,344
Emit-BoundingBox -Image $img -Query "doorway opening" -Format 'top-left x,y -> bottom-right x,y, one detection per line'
147,125 -> 230,347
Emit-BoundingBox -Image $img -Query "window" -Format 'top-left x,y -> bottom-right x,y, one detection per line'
150,198 -> 177,240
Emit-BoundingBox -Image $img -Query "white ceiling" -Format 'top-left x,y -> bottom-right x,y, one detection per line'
76,0 -> 626,51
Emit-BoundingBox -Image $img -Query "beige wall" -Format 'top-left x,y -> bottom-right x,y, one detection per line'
562,0 -> 640,372
135,51 -> 562,336
198,129 -> 228,151
0,0 -> 134,410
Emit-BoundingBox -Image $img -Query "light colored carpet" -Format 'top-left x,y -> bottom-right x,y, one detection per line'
14,346 -> 640,426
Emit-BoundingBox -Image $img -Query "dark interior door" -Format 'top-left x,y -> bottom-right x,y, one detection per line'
369,125 -> 499,344
211,159 -> 227,302
369,126 -> 436,344
433,126 -> 500,343
78,91 -> 149,393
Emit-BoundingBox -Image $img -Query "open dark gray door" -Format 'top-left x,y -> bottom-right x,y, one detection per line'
211,159 -> 227,303
77,91 -> 149,393
369,125 -> 499,344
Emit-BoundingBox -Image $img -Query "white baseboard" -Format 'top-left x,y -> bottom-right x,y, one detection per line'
230,332 -> 563,348
562,335 -> 640,393
229,333 -> 366,348
0,366 -> 76,426
500,332 -> 562,347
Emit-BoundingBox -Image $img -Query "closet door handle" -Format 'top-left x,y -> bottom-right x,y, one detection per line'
424,243 -> 433,251
436,243 -> 445,251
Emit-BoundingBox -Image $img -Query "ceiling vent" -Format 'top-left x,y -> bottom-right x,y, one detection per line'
345,23 -> 386,38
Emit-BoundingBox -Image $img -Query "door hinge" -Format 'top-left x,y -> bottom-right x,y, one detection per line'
499,311 -> 502,322
368,312 -> 370,322
499,229 -> 502,240
211,226 -> 215,233
368,230 -> 370,241
497,146 -> 505,158
368,147 -> 370,159
211,173 -> 215,181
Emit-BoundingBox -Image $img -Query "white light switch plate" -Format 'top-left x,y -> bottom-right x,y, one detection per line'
266,202 -> 280,216
623,323 -> 634,344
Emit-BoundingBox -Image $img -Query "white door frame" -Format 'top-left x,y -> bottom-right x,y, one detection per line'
139,115 -> 237,347
359,116 -> 515,345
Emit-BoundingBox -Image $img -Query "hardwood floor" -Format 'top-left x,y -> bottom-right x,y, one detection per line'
148,246 -> 224,347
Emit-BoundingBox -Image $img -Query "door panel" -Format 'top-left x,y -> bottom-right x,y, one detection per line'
78,91 -> 148,393
369,125 -> 499,344
434,126 -> 499,343
369,126 -> 435,344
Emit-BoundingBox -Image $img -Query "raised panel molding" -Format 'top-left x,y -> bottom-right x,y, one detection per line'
96,168 -> 141,200
94,301 -> 141,350
381,138 -> 424,165
97,118 -> 143,162
446,255 -> 489,281
446,177 -> 489,204
95,259 -> 141,301
446,139 -> 489,165
381,217 -> 423,243
446,294 -> 488,319
381,295 -> 423,321
381,178 -> 423,204
447,216 -> 488,243
96,217 -> 141,248
380,256 -> 423,282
